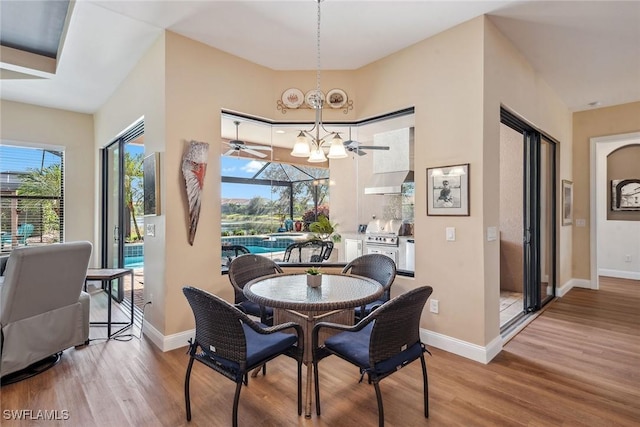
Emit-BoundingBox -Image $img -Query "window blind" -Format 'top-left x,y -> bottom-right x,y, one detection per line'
0,144 -> 64,252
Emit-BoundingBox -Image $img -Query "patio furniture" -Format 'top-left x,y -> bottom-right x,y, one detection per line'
182,286 -> 303,426
283,239 -> 333,263
243,272 -> 384,417
312,286 -> 434,426
228,254 -> 283,325
0,241 -> 92,383
342,254 -> 397,321
221,244 -> 250,267
1,223 -> 35,249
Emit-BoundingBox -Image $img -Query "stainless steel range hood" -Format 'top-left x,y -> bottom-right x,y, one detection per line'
364,170 -> 414,195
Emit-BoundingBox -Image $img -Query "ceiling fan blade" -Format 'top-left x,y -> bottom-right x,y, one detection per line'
242,148 -> 268,158
346,147 -> 368,156
223,149 -> 236,156
357,145 -> 390,150
243,145 -> 272,151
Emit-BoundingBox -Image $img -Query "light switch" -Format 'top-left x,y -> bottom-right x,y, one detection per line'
446,227 -> 456,241
146,224 -> 155,237
487,226 -> 497,241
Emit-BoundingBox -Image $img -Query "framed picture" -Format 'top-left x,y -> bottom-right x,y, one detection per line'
144,152 -> 161,216
611,178 -> 640,211
562,180 -> 573,226
427,163 -> 469,216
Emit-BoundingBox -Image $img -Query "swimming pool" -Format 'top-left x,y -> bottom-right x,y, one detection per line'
244,246 -> 285,254
124,256 -> 144,268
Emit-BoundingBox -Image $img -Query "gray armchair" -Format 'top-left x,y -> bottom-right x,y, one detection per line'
0,241 -> 92,379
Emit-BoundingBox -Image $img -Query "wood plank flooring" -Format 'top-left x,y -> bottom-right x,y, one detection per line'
1,277 -> 638,426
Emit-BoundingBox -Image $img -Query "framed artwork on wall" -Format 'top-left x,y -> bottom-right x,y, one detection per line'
144,152 -> 161,216
427,163 -> 469,216
611,178 -> 640,211
562,179 -> 573,226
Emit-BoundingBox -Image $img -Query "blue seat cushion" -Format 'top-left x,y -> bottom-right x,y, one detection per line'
239,300 -> 273,318
202,323 -> 297,379
354,299 -> 385,317
324,323 -> 423,375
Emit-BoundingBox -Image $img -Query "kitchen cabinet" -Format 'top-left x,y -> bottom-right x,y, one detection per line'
344,238 -> 363,263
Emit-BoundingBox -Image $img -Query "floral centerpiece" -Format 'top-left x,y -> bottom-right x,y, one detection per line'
305,267 -> 322,288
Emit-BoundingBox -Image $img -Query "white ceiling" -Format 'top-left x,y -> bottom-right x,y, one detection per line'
0,0 -> 639,116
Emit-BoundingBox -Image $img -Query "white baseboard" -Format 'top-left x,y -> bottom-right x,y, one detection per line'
557,278 -> 591,296
598,268 -> 640,281
143,322 -> 503,365
143,321 -> 193,352
420,328 -> 502,364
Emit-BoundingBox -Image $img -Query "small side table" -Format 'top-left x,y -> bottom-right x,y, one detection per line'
86,268 -> 135,339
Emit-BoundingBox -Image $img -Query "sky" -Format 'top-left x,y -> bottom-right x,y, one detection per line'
0,144 -> 273,200
221,156 -> 272,199
0,145 -> 62,172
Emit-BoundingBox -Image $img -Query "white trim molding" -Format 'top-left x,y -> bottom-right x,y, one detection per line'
420,329 -> 502,364
598,269 -> 640,281
143,322 -> 193,352
557,278 -> 591,297
145,323 -> 505,365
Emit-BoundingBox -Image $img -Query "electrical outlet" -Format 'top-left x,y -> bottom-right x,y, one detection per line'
624,255 -> 632,263
429,299 -> 439,314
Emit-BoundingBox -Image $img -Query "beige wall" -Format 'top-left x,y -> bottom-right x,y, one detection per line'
349,17 -> 488,345
0,100 -> 95,260
572,102 -> 640,279
94,34 -> 167,330
104,17 -> 572,352
2,14 -> 584,358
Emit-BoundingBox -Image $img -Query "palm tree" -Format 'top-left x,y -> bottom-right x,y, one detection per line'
17,164 -> 61,238
124,151 -> 144,241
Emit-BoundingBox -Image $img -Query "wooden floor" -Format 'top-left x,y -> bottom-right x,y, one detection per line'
2,277 -> 639,426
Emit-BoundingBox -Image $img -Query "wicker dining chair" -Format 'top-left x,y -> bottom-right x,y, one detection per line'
182,286 -> 303,426
312,286 -> 433,427
228,254 -> 283,325
341,253 -> 397,321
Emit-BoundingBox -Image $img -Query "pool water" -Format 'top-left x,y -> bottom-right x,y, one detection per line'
124,256 -> 144,268
245,246 -> 284,254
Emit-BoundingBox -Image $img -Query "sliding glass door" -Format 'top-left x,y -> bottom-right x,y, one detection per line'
101,120 -> 144,304
501,108 -> 557,330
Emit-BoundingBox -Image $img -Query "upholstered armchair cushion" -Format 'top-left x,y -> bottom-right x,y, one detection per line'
0,241 -> 92,377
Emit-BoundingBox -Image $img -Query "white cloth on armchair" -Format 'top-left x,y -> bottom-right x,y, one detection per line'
0,241 -> 92,377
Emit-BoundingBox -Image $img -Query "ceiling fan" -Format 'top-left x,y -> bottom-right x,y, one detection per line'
223,121 -> 272,159
342,127 -> 390,156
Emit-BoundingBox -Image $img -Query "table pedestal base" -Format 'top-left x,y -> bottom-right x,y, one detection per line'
275,308 -> 354,418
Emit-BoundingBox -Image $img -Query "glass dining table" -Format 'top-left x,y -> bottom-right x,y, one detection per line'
244,272 -> 384,418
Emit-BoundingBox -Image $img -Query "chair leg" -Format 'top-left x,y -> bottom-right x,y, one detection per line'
313,358 -> 321,415
373,381 -> 385,427
184,357 -> 195,421
297,358 -> 303,416
420,353 -> 429,418
232,381 -> 243,427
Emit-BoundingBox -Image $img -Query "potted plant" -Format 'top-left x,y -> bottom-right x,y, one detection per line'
305,266 -> 322,288
309,214 -> 341,242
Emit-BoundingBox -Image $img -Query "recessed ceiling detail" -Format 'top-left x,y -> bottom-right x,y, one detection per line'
0,0 -> 72,78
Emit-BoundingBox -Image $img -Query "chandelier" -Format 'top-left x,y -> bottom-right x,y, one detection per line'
290,0 -> 347,163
